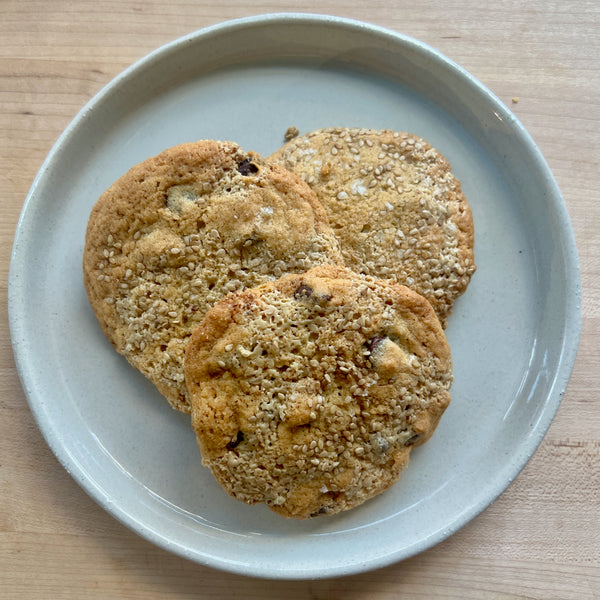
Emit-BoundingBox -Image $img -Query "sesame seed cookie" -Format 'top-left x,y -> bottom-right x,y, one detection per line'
269,127 -> 476,326
83,141 -> 344,413
185,265 -> 452,518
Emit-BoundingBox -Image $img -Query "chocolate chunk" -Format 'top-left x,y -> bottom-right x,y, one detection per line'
365,335 -> 386,357
226,430 -> 244,450
294,283 -> 313,299
237,159 -> 259,175
294,283 -> 332,303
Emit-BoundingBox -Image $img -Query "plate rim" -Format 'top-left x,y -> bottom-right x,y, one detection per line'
8,12 -> 582,579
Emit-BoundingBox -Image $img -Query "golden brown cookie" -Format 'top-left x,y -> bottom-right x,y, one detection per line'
185,265 -> 452,518
83,140 -> 343,412
270,127 -> 476,326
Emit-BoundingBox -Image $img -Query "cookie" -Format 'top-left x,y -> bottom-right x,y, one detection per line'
83,140 -> 343,412
269,127 -> 476,326
185,265 -> 452,518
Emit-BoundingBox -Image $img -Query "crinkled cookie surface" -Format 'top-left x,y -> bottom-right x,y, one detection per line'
185,265 -> 452,518
270,127 -> 476,326
83,140 -> 343,412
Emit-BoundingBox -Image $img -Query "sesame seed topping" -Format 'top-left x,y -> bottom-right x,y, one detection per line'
185,264 -> 452,518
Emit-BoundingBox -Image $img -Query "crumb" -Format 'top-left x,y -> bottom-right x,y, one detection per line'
284,126 -> 300,141
512,97 -> 519,104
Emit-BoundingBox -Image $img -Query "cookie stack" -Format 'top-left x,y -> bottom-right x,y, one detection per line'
83,129 -> 475,518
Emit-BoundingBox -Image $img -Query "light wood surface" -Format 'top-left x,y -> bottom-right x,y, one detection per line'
1,2 -> 598,598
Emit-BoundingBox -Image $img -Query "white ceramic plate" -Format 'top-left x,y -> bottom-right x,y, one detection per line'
9,14 -> 581,579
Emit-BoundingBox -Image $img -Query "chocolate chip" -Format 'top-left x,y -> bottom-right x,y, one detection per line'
404,434 -> 421,446
365,335 -> 386,357
237,159 -> 259,175
294,283 -> 313,299
294,283 -> 332,304
226,430 -> 244,450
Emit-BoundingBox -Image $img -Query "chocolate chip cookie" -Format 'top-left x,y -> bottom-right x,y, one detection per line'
270,127 -> 476,326
83,140 -> 343,412
185,265 -> 452,518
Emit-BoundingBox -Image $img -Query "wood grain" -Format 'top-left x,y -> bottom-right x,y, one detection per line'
1,1 -> 598,598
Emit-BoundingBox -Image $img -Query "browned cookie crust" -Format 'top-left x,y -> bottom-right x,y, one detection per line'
185,265 -> 452,518
83,141 -> 343,412
270,127 -> 476,326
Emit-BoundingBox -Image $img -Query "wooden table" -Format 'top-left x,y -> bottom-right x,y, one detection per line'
1,2 -> 598,598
